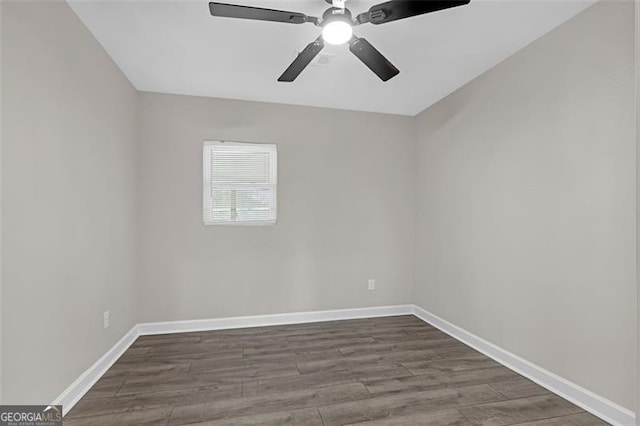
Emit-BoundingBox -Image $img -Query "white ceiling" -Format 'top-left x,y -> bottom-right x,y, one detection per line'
68,0 -> 596,116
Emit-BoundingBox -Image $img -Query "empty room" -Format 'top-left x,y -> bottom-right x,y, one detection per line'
0,0 -> 638,425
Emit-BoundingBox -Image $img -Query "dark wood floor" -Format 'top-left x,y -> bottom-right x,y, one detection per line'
66,315 -> 607,425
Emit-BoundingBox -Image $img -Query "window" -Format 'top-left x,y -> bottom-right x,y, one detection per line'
203,141 -> 277,225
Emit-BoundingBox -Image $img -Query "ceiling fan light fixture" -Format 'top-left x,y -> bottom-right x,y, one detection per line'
320,7 -> 353,45
322,20 -> 352,45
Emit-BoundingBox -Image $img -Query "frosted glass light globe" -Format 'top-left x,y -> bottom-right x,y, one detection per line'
322,21 -> 353,45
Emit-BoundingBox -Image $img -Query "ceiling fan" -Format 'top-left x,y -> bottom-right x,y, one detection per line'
208,0 -> 470,82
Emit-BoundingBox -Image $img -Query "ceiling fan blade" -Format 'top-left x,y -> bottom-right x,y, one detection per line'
356,0 -> 470,25
349,37 -> 399,82
209,2 -> 318,25
278,37 -> 324,82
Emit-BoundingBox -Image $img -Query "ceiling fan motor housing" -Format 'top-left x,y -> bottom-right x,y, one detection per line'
322,7 -> 352,26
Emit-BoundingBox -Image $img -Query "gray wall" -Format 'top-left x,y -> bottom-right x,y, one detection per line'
636,0 -> 639,420
0,0 -> 3,404
414,1 -> 635,411
1,1 -> 138,403
136,93 -> 415,322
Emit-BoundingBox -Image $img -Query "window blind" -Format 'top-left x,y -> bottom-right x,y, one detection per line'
203,141 -> 277,225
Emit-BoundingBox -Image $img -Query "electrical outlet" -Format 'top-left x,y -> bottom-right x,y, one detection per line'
103,310 -> 110,330
368,279 -> 376,291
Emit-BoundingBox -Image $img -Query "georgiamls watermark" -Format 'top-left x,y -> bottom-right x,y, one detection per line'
0,405 -> 62,426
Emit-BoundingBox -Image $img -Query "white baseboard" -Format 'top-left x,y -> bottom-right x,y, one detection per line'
411,305 -> 635,426
52,325 -> 139,416
136,305 -> 414,335
53,304 -> 633,426
53,304 -> 412,415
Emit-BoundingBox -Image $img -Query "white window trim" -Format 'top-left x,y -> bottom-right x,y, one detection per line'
203,140 -> 278,226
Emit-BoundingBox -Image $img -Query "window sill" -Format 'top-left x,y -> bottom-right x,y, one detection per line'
203,220 -> 277,227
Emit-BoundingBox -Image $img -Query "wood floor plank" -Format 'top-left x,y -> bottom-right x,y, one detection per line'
116,374 -> 242,396
145,342 -> 244,357
110,362 -> 191,378
133,335 -> 202,348
64,407 -> 172,426
457,395 -> 584,425
242,370 -> 356,396
321,316 -> 423,330
260,323 -> 326,335
336,323 -> 434,333
320,318 -> 380,329
116,350 -> 242,366
81,376 -> 126,399
193,327 -> 267,338
488,378 -> 551,399
346,364 -> 414,381
343,408 -> 470,426
403,357 -> 502,375
435,345 -> 486,360
188,355 -> 320,373
67,384 -> 241,419
339,338 -> 461,357
183,407 -> 324,426
118,365 -> 299,395
192,362 -> 298,380
297,350 -> 442,374
243,337 -> 377,356
243,365 -> 411,397
407,328 -> 451,337
189,357 -> 297,374
168,383 -> 370,425
119,346 -> 152,357
512,412 -> 608,425
288,331 -> 376,343
242,348 -> 344,363
364,366 -> 520,396
371,329 -> 450,343
200,335 -> 290,347
318,384 -> 504,426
